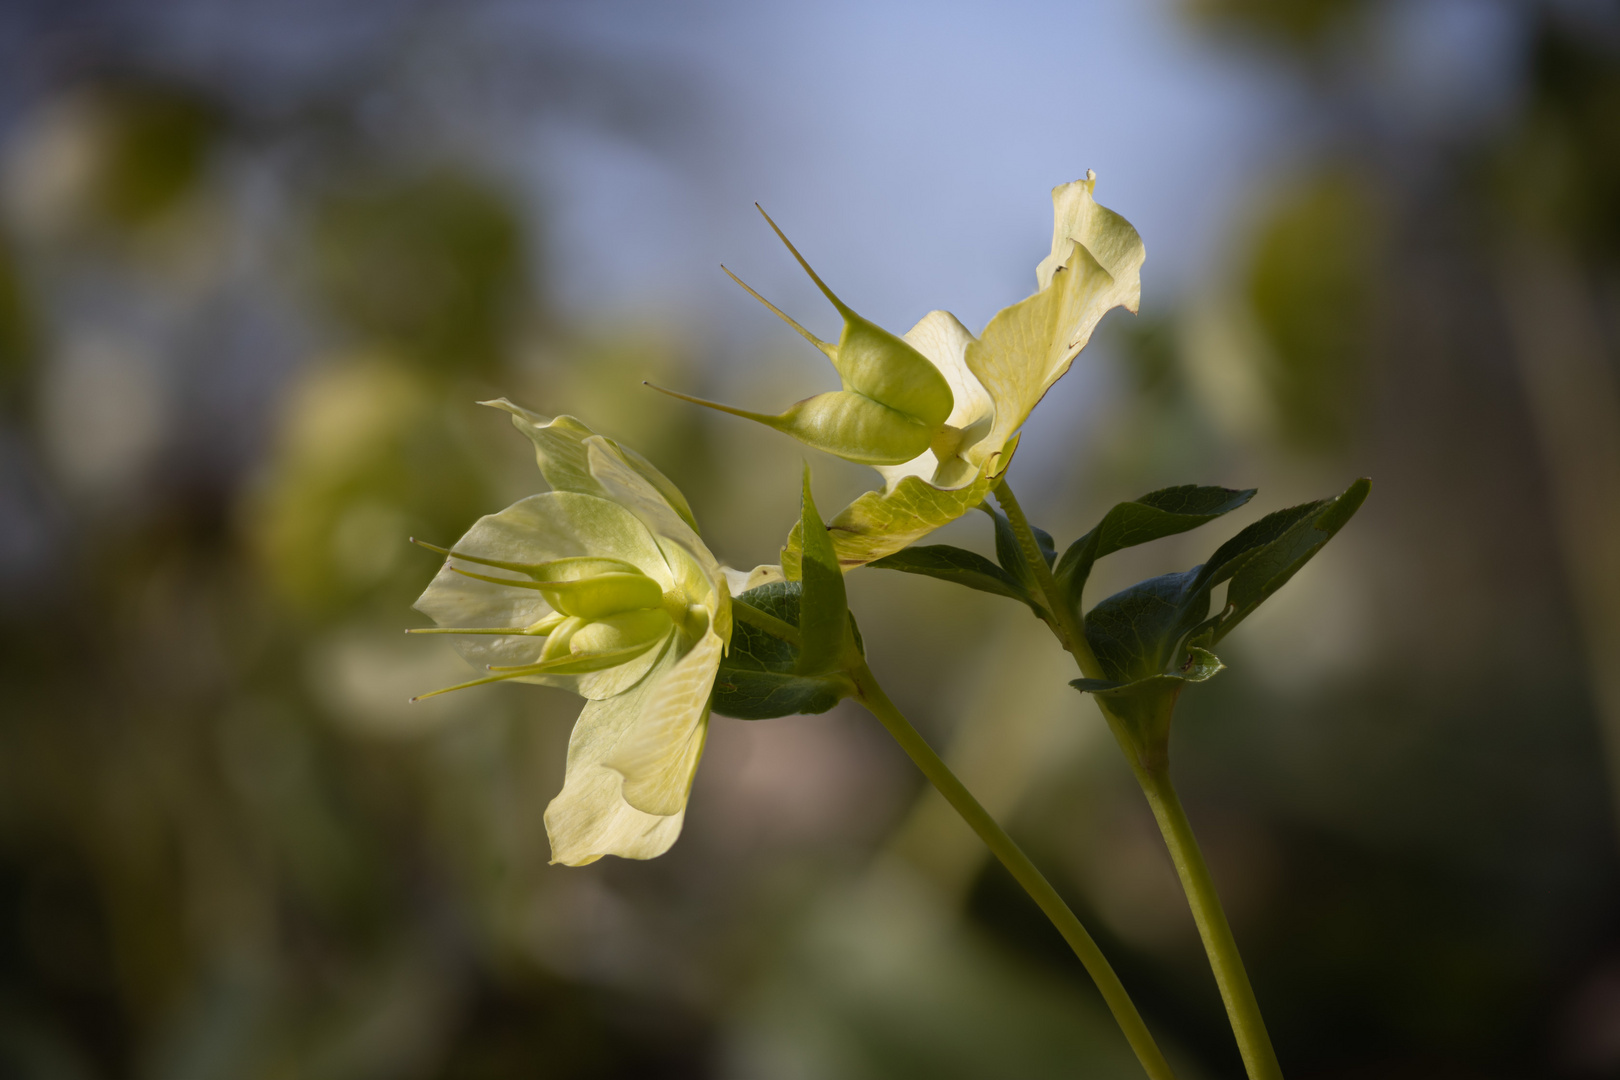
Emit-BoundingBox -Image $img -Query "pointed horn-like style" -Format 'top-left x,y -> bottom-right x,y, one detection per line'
754,204 -> 852,318
643,382 -> 793,429
413,539 -> 642,581
720,264 -> 834,360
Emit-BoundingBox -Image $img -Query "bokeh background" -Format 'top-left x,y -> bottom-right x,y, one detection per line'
1,1 -> 1617,1077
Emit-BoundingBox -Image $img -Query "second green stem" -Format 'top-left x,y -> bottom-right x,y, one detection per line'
1127,752 -> 1282,1080
849,662 -> 1178,1080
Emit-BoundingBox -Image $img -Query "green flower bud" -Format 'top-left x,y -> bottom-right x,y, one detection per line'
649,206 -> 955,467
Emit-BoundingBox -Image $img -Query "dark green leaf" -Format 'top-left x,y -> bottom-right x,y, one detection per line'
713,581 -> 850,720
795,466 -> 851,675
1055,485 -> 1255,608
1083,569 -> 1207,684
1201,477 -> 1370,644
1079,478 -> 1369,683
712,668 -> 845,720
987,507 -> 1055,594
1032,522 -> 1058,568
868,544 -> 1031,605
1198,501 -> 1326,588
726,583 -> 803,672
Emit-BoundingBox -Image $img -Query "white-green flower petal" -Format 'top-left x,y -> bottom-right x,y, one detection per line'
609,440 -> 701,534
965,175 -> 1144,464
722,564 -> 786,596
868,310 -> 997,490
603,629 -> 724,816
482,398 -> 603,497
483,397 -> 701,534
585,437 -> 730,642
585,439 -> 705,571
1036,172 -> 1146,295
543,638 -> 689,866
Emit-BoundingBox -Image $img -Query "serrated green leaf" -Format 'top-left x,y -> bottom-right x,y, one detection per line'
796,467 -> 852,675
711,668 -> 846,721
868,544 -> 1032,605
713,581 -> 851,720
1201,477 -> 1370,645
1199,502 -> 1325,585
1079,478 -> 1369,684
726,582 -> 803,672
1055,485 -> 1255,608
1083,569 -> 1208,684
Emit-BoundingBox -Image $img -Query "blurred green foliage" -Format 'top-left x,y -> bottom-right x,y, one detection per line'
0,232 -> 32,405
308,172 -> 528,373
251,357 -> 499,616
86,84 -> 220,229
1244,170 -> 1376,451
1490,22 -> 1620,255
1183,0 -> 1361,50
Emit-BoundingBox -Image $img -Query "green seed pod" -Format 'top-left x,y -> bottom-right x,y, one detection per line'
649,206 -> 954,467
566,608 -> 675,657
538,571 -> 665,620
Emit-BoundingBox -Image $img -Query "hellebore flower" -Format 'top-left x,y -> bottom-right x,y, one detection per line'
411,400 -> 730,865
659,175 -> 1144,574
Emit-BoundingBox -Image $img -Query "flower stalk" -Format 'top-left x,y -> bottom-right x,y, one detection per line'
991,478 -> 1101,675
1133,760 -> 1282,1080
994,474 -> 1285,1080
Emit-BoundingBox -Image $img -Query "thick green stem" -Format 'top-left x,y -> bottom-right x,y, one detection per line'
1132,760 -> 1282,1080
849,661 -> 1178,1080
992,479 -> 1102,677
994,474 -> 1285,1079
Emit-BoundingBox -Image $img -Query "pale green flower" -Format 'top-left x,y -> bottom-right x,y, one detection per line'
753,174 -> 1145,575
411,400 -> 729,866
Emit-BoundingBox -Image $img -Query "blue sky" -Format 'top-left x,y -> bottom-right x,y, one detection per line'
521,0 -> 1294,335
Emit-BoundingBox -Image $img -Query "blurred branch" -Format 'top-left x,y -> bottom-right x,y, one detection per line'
1498,237 -> 1620,841
885,613 -> 1085,902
